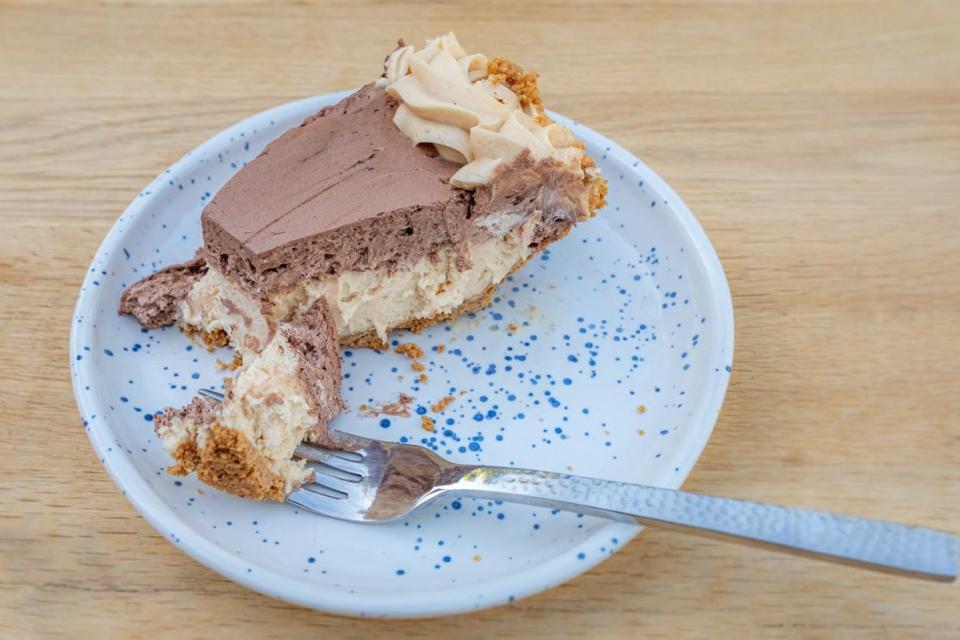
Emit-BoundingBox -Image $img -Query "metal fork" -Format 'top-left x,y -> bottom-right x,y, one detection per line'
199,389 -> 957,581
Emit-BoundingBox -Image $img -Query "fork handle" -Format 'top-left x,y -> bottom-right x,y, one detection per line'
447,467 -> 957,581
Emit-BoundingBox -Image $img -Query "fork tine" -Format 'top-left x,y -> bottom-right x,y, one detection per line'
198,388 -> 225,401
295,443 -> 367,475
306,468 -> 362,496
297,442 -> 364,463
324,449 -> 364,462
301,482 -> 348,499
313,461 -> 362,482
287,487 -> 359,519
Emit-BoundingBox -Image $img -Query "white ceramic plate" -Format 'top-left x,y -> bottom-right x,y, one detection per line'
71,91 -> 734,617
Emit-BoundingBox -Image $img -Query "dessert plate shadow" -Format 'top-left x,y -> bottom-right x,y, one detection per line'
71,91 -> 734,617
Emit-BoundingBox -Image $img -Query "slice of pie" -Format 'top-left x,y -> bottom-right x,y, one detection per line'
121,32 -> 608,500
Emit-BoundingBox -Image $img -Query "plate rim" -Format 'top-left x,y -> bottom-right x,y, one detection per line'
70,91 -> 735,618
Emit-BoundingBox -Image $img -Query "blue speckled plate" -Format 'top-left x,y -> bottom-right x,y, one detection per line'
70,91 -> 734,617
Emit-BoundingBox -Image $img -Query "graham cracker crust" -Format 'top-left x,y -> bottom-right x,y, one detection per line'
168,423 -> 300,501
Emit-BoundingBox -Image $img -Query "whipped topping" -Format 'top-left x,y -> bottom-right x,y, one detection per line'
377,32 -> 584,189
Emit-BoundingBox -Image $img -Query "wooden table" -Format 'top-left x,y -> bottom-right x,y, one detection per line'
2,1 -> 957,637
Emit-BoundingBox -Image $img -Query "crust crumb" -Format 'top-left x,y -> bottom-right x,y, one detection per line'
418,373 -> 428,383
382,393 -> 415,416
361,393 -> 415,418
431,395 -> 455,413
506,322 -> 519,333
588,172 -> 609,213
574,142 -> 608,214
434,344 -> 446,353
420,416 -> 435,432
395,342 -> 424,359
343,333 -> 389,350
636,404 -> 646,415
411,361 -> 426,372
217,353 -> 243,371
166,463 -> 191,476
183,324 -> 230,351
488,57 -> 544,118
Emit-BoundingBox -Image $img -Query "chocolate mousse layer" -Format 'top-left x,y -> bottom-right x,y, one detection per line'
280,298 -> 345,447
118,256 -> 207,328
202,83 -> 479,294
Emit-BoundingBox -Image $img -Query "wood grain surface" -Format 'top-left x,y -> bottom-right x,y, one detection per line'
1,1 -> 958,637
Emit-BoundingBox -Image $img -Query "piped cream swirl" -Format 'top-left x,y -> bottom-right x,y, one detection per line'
377,32 -> 584,189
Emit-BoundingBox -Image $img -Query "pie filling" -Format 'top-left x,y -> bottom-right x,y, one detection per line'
182,216 -> 542,354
